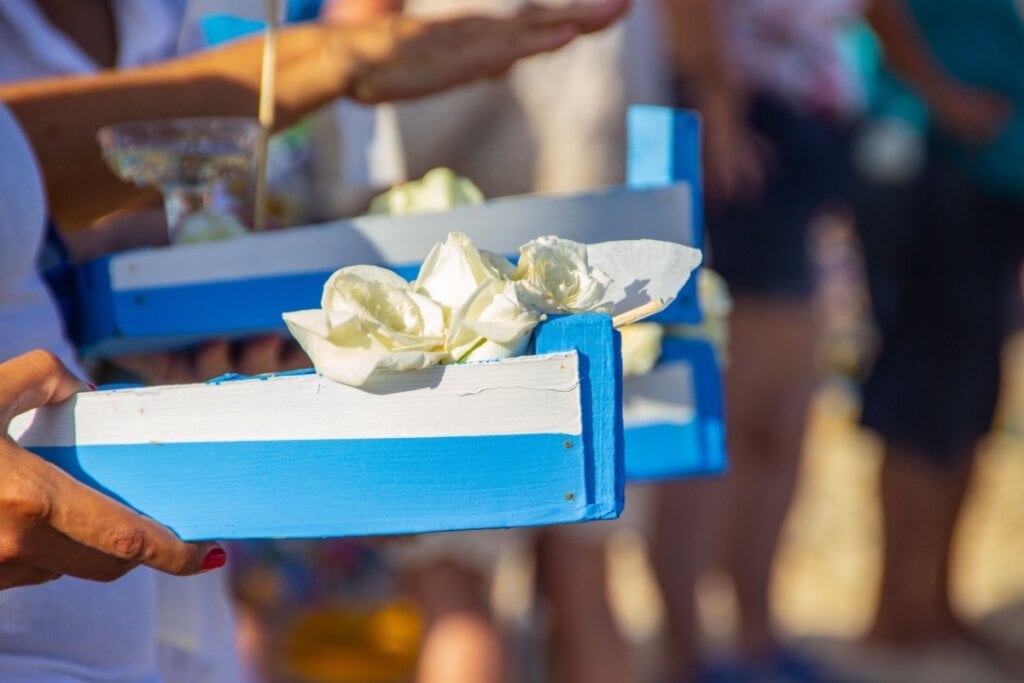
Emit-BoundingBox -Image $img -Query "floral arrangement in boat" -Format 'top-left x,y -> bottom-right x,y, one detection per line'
283,231 -> 701,388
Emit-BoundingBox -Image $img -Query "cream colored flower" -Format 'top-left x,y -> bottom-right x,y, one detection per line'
413,231 -> 515,315
665,268 -> 733,365
284,265 -> 448,386
174,210 -> 248,245
368,167 -> 485,216
619,323 -> 664,377
513,236 -> 613,314
446,278 -> 541,363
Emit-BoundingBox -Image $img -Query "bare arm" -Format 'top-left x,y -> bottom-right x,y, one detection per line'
0,1 -> 627,228
865,0 -> 1009,141
661,0 -> 763,202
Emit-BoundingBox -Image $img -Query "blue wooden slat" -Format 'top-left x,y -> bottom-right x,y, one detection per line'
627,105 -> 704,324
534,314 -> 624,520
32,433 -> 586,541
623,337 -> 726,481
25,315 -> 625,540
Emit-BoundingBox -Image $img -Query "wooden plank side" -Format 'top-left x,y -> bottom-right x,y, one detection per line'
72,183 -> 697,356
15,316 -> 626,539
534,314 -> 624,521
628,106 -> 704,325
623,338 -> 726,480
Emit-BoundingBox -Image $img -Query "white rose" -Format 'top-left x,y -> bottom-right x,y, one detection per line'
447,278 -> 541,363
665,268 -> 733,366
173,210 -> 248,245
619,323 -> 664,377
514,235 -> 614,314
284,265 -> 448,386
413,231 -> 515,314
368,167 -> 485,215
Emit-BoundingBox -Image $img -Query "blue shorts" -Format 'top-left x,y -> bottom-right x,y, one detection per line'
855,139 -> 1024,465
704,95 -> 855,300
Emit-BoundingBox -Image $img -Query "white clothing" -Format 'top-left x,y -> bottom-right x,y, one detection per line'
0,102 -> 164,683
0,4 -> 241,679
0,1 -> 185,80
718,0 -> 866,114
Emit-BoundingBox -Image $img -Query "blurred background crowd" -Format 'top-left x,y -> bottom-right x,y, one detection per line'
2,1 -> 1023,682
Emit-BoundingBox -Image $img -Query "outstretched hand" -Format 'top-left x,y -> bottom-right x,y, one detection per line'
336,0 -> 630,103
0,350 -> 225,590
929,82 -> 1012,145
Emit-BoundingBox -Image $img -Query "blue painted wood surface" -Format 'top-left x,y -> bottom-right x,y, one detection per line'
627,106 -> 704,325
71,151 -> 699,358
623,338 -> 726,480
20,315 -> 624,540
624,106 -> 729,480
535,314 -> 624,519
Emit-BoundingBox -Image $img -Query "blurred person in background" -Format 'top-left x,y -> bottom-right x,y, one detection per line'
0,5 -> 628,683
650,1 -> 1010,681
651,1 -> 865,679
349,2 -> 672,682
851,0 -> 1022,676
360,1 -> 679,683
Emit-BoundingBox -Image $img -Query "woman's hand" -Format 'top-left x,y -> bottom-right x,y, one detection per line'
335,0 -> 630,103
0,350 -> 225,590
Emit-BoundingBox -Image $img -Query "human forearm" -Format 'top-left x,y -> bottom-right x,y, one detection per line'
864,0 -> 1010,142
0,25 -> 350,228
0,1 -> 627,228
661,0 -> 743,105
864,0 -> 953,105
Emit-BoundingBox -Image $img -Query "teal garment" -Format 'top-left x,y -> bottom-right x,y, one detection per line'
865,0 -> 1024,198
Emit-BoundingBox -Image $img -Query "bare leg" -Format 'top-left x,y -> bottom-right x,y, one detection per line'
651,477 -> 727,679
723,297 -> 818,659
404,562 -> 507,683
535,528 -> 639,683
867,442 -> 974,645
651,295 -> 818,677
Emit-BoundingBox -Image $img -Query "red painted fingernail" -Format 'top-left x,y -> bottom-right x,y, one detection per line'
201,548 -> 227,572
86,382 -> 97,391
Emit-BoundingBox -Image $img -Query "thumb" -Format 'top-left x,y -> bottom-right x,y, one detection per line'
0,350 -> 89,430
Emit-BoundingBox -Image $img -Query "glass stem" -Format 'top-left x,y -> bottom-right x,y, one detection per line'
163,184 -> 207,243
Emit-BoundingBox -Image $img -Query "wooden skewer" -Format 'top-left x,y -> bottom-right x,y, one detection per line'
253,0 -> 279,232
612,298 -> 667,328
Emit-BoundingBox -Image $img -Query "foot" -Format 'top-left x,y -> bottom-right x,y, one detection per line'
686,649 -> 846,683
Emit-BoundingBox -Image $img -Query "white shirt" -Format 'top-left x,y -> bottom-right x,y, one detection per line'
0,102 -> 165,683
0,1 -> 185,80
0,4 -> 241,680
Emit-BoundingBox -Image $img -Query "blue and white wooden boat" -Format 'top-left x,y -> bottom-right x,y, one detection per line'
617,107 -> 727,478
71,182 -> 699,358
70,107 -> 702,358
65,105 -> 725,486
12,315 -> 623,540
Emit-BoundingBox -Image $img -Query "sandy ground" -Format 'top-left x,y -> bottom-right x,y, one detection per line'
259,336 -> 1024,683
597,335 -> 1024,683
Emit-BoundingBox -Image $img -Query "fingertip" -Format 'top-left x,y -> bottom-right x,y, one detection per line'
200,546 -> 227,572
536,23 -> 579,51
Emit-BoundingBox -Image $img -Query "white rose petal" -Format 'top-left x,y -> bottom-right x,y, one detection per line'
619,323 -> 664,377
413,231 -> 515,314
664,269 -> 733,366
368,167 -> 485,216
285,265 -> 448,386
447,278 -> 541,363
514,235 -> 613,315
